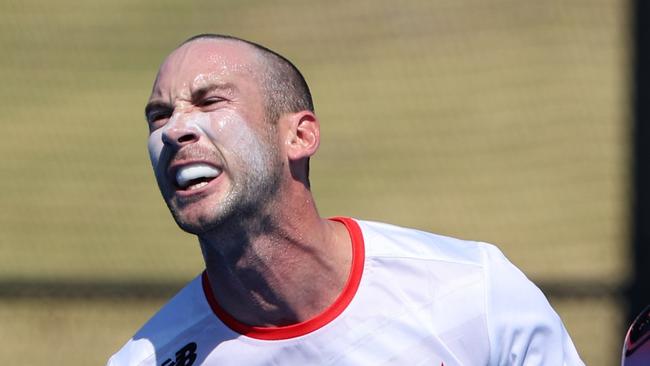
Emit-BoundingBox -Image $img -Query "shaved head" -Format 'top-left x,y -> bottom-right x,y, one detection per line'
181,34 -> 314,124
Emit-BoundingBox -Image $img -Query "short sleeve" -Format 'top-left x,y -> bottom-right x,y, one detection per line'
481,244 -> 585,366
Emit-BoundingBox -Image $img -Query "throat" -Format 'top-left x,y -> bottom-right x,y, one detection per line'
206,246 -> 351,327
200,218 -> 355,328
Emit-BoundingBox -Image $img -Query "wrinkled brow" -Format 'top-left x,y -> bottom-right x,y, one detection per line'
191,82 -> 237,102
144,82 -> 238,120
144,101 -> 172,121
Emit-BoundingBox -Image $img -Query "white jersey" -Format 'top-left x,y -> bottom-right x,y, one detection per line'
108,218 -> 584,366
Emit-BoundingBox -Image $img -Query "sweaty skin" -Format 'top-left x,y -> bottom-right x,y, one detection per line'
147,44 -> 283,235
146,38 -> 352,326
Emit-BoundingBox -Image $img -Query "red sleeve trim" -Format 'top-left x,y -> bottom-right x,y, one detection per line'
201,217 -> 365,340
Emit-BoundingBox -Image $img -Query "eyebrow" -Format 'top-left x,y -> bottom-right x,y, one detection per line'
144,82 -> 238,120
190,82 -> 237,102
144,101 -> 172,121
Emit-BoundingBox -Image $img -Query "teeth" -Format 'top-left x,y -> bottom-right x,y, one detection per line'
175,164 -> 221,189
187,181 -> 208,190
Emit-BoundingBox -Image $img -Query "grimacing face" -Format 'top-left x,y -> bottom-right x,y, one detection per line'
145,39 -> 284,234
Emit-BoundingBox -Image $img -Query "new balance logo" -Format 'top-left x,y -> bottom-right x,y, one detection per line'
161,342 -> 197,366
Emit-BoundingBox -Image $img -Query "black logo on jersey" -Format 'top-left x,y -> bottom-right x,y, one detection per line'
161,342 -> 197,366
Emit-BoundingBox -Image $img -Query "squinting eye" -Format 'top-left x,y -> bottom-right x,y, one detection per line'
148,112 -> 171,123
198,98 -> 223,107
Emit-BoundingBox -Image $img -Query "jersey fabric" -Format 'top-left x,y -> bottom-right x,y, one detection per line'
108,218 -> 585,366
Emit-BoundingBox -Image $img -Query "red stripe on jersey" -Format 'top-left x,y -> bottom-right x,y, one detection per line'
201,217 -> 365,340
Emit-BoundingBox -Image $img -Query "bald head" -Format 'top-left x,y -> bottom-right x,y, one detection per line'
180,34 -> 314,124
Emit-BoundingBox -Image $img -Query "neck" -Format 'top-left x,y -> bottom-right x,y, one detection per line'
198,191 -> 352,327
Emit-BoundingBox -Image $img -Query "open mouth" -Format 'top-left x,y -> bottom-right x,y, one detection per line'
174,163 -> 222,191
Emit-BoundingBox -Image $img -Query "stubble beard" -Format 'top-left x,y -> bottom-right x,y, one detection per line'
168,141 -> 284,238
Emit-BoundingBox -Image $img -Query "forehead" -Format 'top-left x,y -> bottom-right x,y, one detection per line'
150,39 -> 262,99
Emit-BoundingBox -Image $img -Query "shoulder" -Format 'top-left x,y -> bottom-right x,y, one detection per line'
354,219 -> 584,364
355,219 -> 539,310
356,219 -> 496,266
355,219 -> 508,302
107,274 -> 211,366
481,246 -> 585,364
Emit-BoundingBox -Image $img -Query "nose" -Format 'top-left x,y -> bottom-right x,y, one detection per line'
161,113 -> 200,148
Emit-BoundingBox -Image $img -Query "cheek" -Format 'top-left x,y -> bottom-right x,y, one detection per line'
204,113 -> 259,151
148,131 -> 164,168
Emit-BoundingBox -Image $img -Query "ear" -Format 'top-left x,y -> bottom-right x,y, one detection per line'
284,111 -> 320,161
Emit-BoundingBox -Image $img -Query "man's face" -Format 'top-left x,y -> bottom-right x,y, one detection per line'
145,40 -> 283,234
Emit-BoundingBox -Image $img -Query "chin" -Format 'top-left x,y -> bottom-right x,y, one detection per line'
174,217 -> 226,237
172,201 -> 273,239
170,208 -> 225,235
165,200 -> 214,233
170,200 -> 247,236
165,180 -> 280,237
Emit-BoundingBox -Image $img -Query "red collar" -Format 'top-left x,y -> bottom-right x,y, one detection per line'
202,217 -> 365,340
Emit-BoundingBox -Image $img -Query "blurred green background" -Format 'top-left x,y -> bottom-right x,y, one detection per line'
0,0 -> 628,365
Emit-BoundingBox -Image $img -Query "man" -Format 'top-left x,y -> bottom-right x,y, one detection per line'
108,34 -> 585,365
